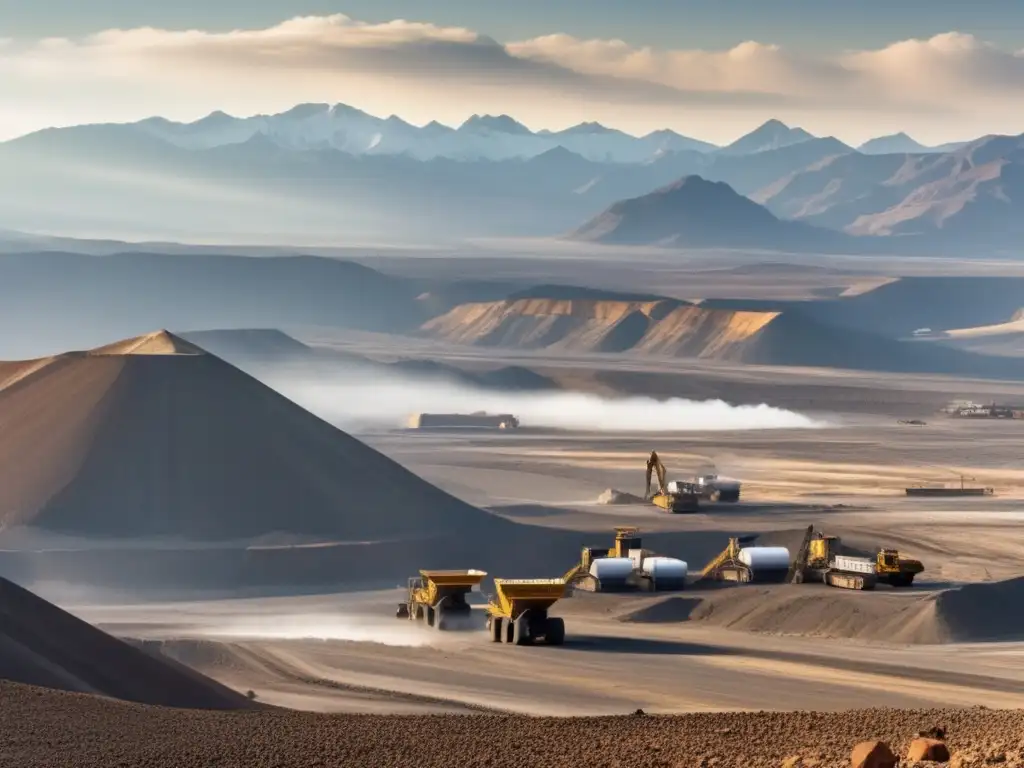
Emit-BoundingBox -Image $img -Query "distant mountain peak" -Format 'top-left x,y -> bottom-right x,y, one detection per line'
459,114 -> 532,135
721,119 -> 815,155
557,121 -> 617,136
857,132 -> 931,155
279,103 -> 331,119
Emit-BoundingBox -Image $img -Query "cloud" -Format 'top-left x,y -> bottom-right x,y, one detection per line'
1,15 -> 1023,143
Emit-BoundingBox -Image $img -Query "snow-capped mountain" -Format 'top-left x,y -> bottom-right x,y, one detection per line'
133,103 -> 719,162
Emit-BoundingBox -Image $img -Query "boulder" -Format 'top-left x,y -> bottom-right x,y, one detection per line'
907,737 -> 951,763
851,741 -> 898,768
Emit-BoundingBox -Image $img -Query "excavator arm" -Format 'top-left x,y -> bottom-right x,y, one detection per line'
645,451 -> 667,499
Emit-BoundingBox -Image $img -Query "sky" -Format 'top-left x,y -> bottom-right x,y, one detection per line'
1,1 -> 1023,145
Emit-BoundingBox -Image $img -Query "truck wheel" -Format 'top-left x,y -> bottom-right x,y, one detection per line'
425,606 -> 435,627
545,618 -> 565,646
396,603 -> 409,619
489,616 -> 502,642
504,618 -> 515,643
513,615 -> 531,646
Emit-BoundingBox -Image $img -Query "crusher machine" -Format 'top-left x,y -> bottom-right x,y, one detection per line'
564,527 -> 688,592
699,535 -> 792,584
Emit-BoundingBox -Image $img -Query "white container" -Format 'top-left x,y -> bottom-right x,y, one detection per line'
832,555 -> 875,574
738,546 -> 791,570
589,557 -> 634,581
628,548 -> 646,569
641,557 -> 688,580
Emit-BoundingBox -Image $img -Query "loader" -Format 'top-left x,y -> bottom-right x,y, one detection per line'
396,569 -> 487,629
485,577 -> 570,646
645,451 -> 700,513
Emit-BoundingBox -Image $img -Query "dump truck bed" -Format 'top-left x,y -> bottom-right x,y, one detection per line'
489,578 -> 569,619
418,569 -> 488,587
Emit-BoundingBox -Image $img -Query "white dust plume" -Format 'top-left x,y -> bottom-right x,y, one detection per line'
269,369 -> 825,432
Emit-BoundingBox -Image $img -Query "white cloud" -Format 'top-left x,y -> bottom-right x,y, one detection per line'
0,15 -> 1023,144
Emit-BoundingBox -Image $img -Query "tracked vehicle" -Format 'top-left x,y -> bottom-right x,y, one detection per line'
788,526 -> 924,591
645,451 -> 700,513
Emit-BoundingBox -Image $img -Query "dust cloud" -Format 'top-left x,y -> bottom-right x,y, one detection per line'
268,370 -> 825,433
199,614 -> 443,647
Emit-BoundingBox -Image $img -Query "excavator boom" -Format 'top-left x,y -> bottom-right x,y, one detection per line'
645,451 -> 667,498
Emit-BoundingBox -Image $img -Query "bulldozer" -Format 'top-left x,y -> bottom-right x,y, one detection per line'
645,451 -> 700,513
485,578 -> 569,646
564,526 -> 688,592
787,526 -> 924,591
699,536 -> 791,584
396,569 -> 487,629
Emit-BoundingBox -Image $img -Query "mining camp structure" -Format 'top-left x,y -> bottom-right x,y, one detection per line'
407,412 -> 520,429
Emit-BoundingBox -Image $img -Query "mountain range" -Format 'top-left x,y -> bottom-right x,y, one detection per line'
0,103 -> 1020,253
571,176 -> 851,250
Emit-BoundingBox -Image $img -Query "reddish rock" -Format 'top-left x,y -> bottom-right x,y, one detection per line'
907,737 -> 951,763
851,740 -> 898,768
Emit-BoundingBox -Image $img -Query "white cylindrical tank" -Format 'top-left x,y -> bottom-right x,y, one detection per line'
738,547 -> 791,570
640,556 -> 688,579
589,557 -> 634,582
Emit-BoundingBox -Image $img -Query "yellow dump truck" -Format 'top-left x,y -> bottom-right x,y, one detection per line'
396,569 -> 487,630
485,578 -> 569,646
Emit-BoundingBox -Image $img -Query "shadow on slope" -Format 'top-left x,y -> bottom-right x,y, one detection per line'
0,577 -> 253,708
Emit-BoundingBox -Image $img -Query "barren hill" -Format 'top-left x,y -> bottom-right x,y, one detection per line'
421,299 -> 1024,377
0,576 -> 251,708
0,330 -> 501,541
569,175 -> 848,250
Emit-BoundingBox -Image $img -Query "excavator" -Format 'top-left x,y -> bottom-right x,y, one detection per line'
787,525 -> 924,590
645,451 -> 700,514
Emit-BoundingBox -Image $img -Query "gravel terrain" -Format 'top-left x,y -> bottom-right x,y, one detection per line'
3,681 -> 1023,768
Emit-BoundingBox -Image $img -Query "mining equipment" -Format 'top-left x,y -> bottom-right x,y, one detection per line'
485,577 -> 569,646
693,467 -> 742,503
564,526 -> 688,592
905,475 -> 994,497
396,569 -> 487,629
787,525 -> 924,590
898,419 -> 927,426
699,536 -> 791,584
645,451 -> 701,513
407,412 -> 520,429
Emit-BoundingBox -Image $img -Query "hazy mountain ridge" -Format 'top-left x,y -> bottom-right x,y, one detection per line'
0,106 -> 1020,251
130,102 -> 719,162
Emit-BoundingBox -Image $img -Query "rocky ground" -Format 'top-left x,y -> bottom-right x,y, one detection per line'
2,681 -> 1022,768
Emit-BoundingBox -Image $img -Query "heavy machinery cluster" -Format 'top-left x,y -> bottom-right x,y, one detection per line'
395,524 -> 925,646
645,451 -> 741,513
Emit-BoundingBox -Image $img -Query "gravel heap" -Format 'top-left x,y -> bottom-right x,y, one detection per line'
3,681 -> 1023,768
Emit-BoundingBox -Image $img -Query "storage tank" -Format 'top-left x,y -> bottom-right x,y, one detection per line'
589,557 -> 633,590
640,557 -> 688,590
738,547 -> 791,571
